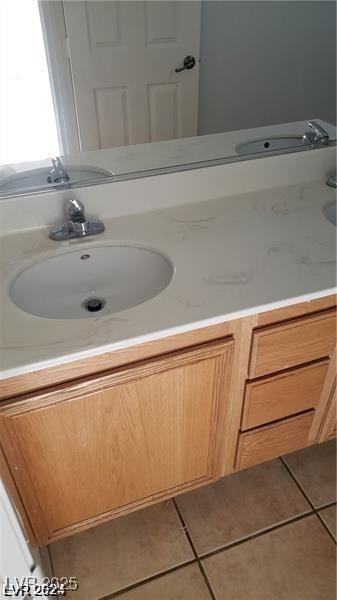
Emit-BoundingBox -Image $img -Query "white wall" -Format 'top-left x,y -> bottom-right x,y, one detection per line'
0,480 -> 47,597
198,1 -> 337,134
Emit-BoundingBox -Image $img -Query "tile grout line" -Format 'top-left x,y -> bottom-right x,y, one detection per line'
58,452 -> 336,600
172,499 -> 217,600
280,457 -> 337,544
99,504 -> 317,599
98,558 -> 197,600
280,457 -> 318,511
197,509 -> 315,561
315,499 -> 337,511
315,510 -> 337,545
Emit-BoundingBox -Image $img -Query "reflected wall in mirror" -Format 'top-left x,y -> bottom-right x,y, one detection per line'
1,0 -> 336,195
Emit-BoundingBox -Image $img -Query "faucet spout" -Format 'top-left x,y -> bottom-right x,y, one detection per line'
49,199 -> 105,241
65,198 -> 86,221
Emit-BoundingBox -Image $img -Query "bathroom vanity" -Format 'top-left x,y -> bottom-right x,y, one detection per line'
0,146 -> 336,547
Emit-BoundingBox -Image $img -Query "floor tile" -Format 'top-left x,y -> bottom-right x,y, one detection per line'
203,515 -> 336,600
283,439 -> 336,507
319,504 -> 337,540
175,459 -> 310,555
115,564 -> 211,599
50,501 -> 194,600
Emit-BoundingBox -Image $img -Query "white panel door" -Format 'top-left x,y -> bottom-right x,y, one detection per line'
63,1 -> 201,151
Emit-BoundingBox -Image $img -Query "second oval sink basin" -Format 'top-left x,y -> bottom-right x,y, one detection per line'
236,136 -> 311,155
10,246 -> 174,319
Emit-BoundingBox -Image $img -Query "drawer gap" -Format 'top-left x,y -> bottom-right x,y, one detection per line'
241,407 -> 316,433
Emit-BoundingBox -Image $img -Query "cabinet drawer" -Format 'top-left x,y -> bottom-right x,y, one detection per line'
249,310 -> 336,378
242,361 -> 329,430
236,412 -> 315,470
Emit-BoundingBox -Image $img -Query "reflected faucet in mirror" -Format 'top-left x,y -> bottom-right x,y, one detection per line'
47,157 -> 70,184
303,121 -> 330,146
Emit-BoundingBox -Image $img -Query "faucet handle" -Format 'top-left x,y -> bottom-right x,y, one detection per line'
66,198 -> 85,222
52,157 -> 61,169
307,121 -> 329,144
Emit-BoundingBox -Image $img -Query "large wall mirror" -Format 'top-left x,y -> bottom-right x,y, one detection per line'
1,0 -> 336,196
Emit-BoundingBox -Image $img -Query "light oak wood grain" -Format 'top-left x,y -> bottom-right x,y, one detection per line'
219,315 -> 258,475
249,310 -> 336,378
1,296 -> 335,547
324,382 -> 336,441
242,361 -> 329,430
0,320 -> 235,401
256,294 -> 336,326
0,339 -> 233,545
236,412 -> 315,470
310,348 -> 336,443
1,295 -> 335,401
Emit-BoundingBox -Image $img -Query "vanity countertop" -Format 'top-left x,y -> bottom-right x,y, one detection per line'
1,176 -> 336,379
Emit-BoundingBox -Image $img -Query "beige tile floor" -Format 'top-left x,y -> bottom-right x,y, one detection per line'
49,440 -> 336,600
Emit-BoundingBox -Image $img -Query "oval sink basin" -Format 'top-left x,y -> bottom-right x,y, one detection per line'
0,165 -> 113,192
322,201 -> 337,226
10,246 -> 174,319
236,136 -> 310,155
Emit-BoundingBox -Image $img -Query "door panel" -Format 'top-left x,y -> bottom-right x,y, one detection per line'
63,0 -> 201,150
148,82 -> 179,140
86,0 -> 122,49
0,340 -> 232,541
95,86 -> 130,147
145,1 -> 178,46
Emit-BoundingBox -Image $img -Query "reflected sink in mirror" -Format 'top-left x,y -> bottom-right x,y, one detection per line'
322,201 -> 337,226
10,246 -> 174,319
0,165 -> 113,192
236,136 -> 312,156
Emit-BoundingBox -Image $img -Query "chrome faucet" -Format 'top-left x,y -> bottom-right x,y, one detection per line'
303,121 -> 330,145
47,157 -> 70,184
49,199 -> 105,241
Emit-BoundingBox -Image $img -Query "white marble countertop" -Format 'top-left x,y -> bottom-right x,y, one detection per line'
1,171 -> 336,379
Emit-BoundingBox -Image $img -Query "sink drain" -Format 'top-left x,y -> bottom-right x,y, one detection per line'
83,297 -> 106,312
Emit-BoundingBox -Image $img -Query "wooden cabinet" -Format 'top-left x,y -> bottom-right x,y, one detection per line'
0,339 -> 233,545
237,305 -> 337,471
0,296 -> 336,547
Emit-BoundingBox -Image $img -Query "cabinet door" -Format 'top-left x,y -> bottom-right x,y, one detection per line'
0,340 -> 233,544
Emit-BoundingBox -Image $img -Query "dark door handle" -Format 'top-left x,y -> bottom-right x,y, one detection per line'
175,55 -> 196,73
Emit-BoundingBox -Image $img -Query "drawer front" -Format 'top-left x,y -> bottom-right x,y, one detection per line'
242,361 -> 329,430
249,310 -> 336,378
236,412 -> 315,470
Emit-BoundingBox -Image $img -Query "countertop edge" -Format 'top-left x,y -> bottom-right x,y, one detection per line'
1,287 -> 336,382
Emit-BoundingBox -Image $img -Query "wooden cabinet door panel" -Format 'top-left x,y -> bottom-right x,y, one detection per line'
0,340 -> 232,542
